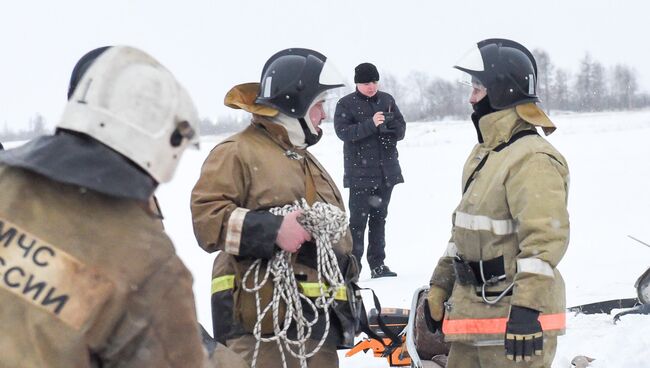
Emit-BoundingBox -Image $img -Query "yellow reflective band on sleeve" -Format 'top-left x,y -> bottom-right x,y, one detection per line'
299,282 -> 347,301
211,275 -> 235,294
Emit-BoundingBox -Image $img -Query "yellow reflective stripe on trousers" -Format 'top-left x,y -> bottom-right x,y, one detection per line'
210,275 -> 348,301
299,282 -> 348,301
211,275 -> 235,294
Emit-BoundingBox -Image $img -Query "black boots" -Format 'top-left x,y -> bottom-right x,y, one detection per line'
371,265 -> 397,279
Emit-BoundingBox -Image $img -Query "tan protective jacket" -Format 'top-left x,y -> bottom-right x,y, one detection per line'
191,115 -> 353,340
0,165 -> 214,368
430,106 -> 570,344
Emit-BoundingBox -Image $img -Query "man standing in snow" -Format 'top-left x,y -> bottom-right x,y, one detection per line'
191,48 -> 358,367
426,39 -> 570,367
0,46 -> 246,368
334,62 -> 406,279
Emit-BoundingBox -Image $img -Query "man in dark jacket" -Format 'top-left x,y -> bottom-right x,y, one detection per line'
334,62 -> 406,278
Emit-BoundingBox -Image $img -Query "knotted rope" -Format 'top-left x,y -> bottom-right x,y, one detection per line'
241,199 -> 348,368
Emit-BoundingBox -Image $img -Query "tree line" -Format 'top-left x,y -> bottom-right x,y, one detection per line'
180,49 -> 650,133
2,48 -> 649,141
1,114 -> 47,142
384,49 -> 650,122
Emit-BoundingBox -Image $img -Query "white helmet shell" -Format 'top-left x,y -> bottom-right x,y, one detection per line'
58,46 -> 199,183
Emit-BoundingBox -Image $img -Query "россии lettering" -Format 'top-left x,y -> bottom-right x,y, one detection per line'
0,220 -> 69,315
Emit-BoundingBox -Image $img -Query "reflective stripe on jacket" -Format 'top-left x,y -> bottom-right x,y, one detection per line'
430,107 -> 570,344
211,274 -> 348,301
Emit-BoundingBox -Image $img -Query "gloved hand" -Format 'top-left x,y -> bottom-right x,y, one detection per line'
426,285 -> 449,321
378,123 -> 397,136
505,306 -> 543,362
384,112 -> 398,130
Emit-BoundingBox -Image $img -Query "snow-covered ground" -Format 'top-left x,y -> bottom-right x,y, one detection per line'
156,109 -> 650,367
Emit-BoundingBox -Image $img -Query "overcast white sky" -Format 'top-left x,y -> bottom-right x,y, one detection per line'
1,0 -> 647,131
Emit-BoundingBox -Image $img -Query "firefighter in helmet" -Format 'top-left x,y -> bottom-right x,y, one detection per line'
191,48 -> 358,368
427,39 -> 570,367
0,46 -> 246,368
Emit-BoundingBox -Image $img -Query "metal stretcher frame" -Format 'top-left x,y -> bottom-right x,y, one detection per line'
406,285 -> 429,368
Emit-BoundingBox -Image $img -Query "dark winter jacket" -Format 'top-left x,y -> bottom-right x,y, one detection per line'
334,90 -> 405,188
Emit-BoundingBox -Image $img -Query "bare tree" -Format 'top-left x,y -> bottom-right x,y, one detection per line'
591,61 -> 606,110
611,64 -> 638,109
575,53 -> 592,110
551,68 -> 571,111
380,72 -> 405,104
29,114 -> 47,135
533,49 -> 554,111
402,71 -> 433,121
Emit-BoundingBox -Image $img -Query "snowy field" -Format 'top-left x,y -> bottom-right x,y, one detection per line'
154,109 -> 650,367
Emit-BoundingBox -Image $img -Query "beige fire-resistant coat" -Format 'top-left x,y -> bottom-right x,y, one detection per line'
0,165 -> 219,368
191,115 -> 354,342
191,114 -> 352,260
430,105 -> 570,344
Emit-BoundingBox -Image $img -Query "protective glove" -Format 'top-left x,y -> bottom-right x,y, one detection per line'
505,305 -> 543,362
426,285 -> 449,321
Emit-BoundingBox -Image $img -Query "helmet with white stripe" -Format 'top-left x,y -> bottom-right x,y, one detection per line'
58,46 -> 199,183
454,39 -> 539,109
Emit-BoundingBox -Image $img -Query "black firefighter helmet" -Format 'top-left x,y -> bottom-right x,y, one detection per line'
255,48 -> 344,145
454,38 -> 539,110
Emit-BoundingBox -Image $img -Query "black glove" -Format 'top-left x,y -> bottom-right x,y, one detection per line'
505,306 -> 543,362
378,123 -> 397,136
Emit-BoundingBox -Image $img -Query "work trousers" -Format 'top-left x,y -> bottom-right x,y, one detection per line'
348,184 -> 394,269
227,334 -> 339,368
446,337 -> 557,368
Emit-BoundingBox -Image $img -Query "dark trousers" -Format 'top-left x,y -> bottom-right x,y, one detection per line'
348,185 -> 394,269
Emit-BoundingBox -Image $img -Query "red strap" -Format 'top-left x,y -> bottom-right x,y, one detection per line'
442,313 -> 565,335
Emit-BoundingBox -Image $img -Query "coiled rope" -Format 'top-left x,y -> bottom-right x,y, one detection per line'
241,199 -> 348,368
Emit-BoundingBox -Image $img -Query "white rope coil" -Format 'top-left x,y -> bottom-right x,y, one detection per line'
241,199 -> 348,368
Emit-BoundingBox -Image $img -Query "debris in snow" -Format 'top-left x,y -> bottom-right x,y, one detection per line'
571,355 -> 595,368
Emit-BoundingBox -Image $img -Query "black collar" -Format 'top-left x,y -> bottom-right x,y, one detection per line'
355,89 -> 379,102
0,132 -> 156,201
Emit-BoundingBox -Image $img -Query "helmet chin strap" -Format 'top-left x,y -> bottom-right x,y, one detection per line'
271,113 -> 321,148
299,117 -> 322,146
300,92 -> 328,146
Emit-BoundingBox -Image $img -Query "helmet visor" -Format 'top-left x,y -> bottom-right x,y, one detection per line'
453,45 -> 485,87
318,59 -> 348,105
319,59 -> 347,89
455,45 -> 485,72
456,73 -> 488,93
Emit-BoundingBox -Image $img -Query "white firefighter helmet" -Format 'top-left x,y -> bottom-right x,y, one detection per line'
58,46 -> 199,183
